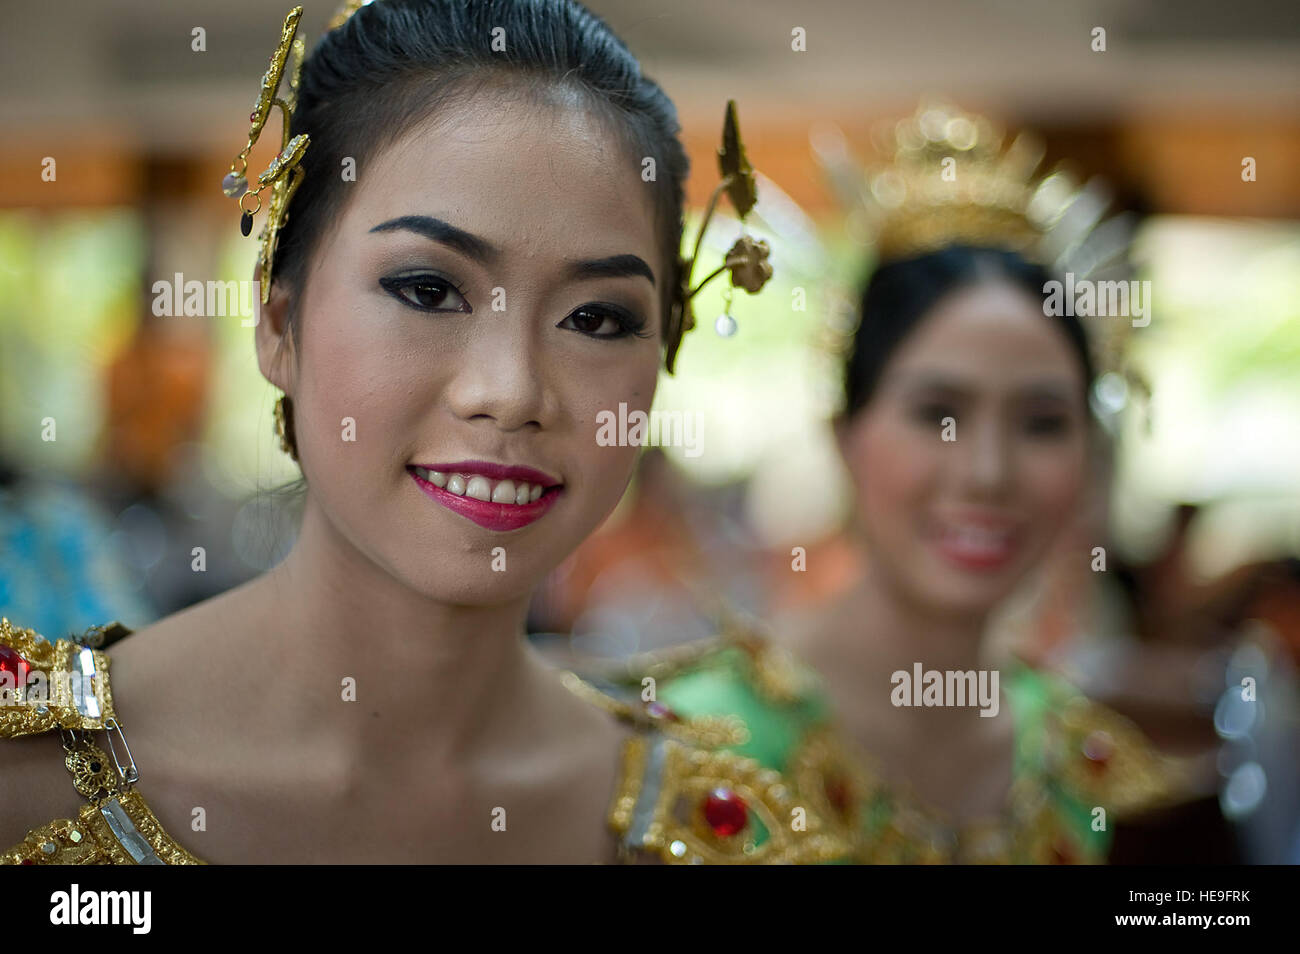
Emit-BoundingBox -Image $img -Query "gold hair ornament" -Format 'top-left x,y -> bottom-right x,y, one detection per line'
222,6 -> 309,305
664,100 -> 774,373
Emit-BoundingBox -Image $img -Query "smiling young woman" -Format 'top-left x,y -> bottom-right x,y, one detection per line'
0,0 -> 841,865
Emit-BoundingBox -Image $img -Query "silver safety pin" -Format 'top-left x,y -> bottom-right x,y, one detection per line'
102,717 -> 140,789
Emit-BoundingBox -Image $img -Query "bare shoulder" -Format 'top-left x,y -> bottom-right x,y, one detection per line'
104,576 -> 272,780
113,576 -> 265,672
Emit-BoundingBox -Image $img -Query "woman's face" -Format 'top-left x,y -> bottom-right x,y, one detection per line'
259,92 -> 665,605
839,279 -> 1089,617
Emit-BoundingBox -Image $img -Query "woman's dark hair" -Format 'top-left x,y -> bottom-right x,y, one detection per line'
272,0 -> 689,353
842,245 -> 1095,417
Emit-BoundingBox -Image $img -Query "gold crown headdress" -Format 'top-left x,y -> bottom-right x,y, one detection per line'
814,100 -> 1136,273
813,100 -> 1148,424
664,100 -> 774,373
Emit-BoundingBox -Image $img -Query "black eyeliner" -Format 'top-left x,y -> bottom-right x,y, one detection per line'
378,271 -> 471,312
575,301 -> 651,339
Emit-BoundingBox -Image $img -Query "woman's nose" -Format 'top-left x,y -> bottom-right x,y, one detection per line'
957,415 -> 1012,497
444,313 -> 553,432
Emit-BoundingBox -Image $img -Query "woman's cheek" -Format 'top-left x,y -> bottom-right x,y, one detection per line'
1018,440 -> 1087,541
559,362 -> 655,513
847,414 -> 938,550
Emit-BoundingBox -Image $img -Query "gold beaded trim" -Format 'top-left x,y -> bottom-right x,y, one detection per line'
2,791 -> 205,866
559,670 -> 749,748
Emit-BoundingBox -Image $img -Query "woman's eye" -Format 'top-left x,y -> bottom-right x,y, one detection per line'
559,304 -> 647,339
911,403 -> 955,427
1024,414 -> 1070,437
380,275 -> 471,313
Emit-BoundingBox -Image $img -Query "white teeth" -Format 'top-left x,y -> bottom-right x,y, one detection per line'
414,467 -> 554,506
941,524 -> 1011,553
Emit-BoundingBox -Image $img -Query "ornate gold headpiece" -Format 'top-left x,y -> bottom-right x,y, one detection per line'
813,100 -> 1148,423
815,100 -> 1135,272
664,100 -> 774,373
222,6 -> 310,305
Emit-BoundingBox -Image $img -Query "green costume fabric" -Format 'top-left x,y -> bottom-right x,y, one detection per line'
656,643 -> 828,771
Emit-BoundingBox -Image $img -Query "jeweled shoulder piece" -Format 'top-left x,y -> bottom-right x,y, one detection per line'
665,100 -> 774,373
0,618 -> 117,738
222,6 -> 310,305
560,672 -> 848,863
610,733 -> 847,864
1052,693 -> 1192,818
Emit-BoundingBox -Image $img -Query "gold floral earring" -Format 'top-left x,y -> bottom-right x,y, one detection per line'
274,394 -> 299,461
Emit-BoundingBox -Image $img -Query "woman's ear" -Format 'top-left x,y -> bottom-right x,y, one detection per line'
254,264 -> 296,393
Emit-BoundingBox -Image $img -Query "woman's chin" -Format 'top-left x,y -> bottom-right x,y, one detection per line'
399,565 -> 545,608
907,562 -> 1028,618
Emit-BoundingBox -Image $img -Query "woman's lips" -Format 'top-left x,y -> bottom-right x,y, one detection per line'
930,521 -> 1019,572
407,465 -> 562,532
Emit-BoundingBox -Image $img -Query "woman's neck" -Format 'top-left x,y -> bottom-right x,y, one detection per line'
800,563 -> 1017,820
843,565 -> 990,675
249,494 -> 549,769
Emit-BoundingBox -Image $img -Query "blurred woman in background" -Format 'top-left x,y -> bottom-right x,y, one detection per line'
647,104 -> 1205,862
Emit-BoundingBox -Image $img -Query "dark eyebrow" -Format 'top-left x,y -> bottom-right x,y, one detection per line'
369,215 -> 500,265
1017,382 -> 1075,403
564,254 -> 656,288
899,374 -> 970,398
900,374 -> 1077,404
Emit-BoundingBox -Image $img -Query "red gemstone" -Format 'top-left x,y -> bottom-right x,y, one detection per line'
703,788 -> 748,836
250,111 -> 257,122
0,644 -> 31,692
825,774 -> 852,815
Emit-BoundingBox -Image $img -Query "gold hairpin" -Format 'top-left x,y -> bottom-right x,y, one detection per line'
222,6 -> 309,305
665,100 -> 773,373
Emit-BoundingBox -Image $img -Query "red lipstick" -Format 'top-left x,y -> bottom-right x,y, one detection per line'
407,464 -> 562,532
